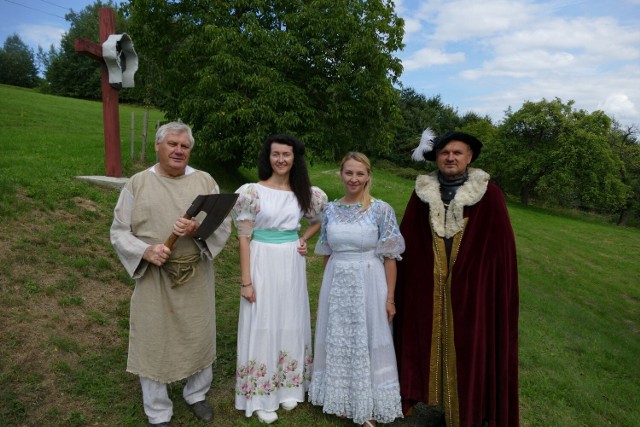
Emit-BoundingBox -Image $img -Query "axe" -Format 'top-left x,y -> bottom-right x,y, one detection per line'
164,193 -> 239,249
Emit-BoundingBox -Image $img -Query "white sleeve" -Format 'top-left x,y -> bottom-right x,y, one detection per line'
110,186 -> 151,278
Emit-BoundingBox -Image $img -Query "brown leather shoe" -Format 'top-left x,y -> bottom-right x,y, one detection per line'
188,400 -> 213,423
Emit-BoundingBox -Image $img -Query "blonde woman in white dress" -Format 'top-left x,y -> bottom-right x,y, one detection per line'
309,152 -> 404,427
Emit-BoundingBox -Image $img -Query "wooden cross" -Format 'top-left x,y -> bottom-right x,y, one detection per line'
74,8 -> 122,178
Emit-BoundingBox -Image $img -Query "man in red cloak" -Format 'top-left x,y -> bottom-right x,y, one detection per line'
394,130 -> 519,427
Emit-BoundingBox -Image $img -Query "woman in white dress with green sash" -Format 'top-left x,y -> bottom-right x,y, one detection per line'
232,134 -> 327,424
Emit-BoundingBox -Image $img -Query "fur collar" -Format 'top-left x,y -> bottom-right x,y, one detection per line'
415,168 -> 490,238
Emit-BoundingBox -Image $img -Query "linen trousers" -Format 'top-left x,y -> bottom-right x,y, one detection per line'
140,366 -> 212,424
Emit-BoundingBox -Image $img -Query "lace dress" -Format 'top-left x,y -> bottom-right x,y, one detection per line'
309,199 -> 405,424
232,183 -> 327,417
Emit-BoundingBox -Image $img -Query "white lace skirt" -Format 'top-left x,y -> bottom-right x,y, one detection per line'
309,251 -> 403,424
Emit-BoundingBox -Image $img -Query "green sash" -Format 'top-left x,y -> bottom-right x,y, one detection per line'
252,229 -> 298,244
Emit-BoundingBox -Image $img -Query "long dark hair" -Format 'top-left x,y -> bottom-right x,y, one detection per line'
258,134 -> 312,212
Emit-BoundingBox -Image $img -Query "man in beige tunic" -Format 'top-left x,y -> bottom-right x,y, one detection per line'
110,122 -> 231,427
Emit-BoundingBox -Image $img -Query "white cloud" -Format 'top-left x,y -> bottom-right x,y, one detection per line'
19,24 -> 66,50
428,0 -> 538,42
402,16 -> 423,39
490,17 -> 640,62
467,64 -> 640,125
403,47 -> 465,71
600,94 -> 638,119
396,0 -> 640,126
460,50 -> 577,79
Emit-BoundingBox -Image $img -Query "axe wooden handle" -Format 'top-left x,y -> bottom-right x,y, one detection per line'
164,213 -> 193,250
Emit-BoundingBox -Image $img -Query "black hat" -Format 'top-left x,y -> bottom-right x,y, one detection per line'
424,131 -> 483,162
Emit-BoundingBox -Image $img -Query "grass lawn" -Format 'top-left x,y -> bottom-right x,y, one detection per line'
0,84 -> 638,426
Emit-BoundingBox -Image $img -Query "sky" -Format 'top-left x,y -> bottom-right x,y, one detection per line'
1,0 -> 639,127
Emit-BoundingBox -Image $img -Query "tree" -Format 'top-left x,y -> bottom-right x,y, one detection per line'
494,98 -> 629,213
44,1 -> 131,100
36,45 -> 55,78
390,90 -> 465,167
608,122 -> 640,225
125,0 -> 405,167
0,34 -> 38,88
457,116 -> 497,176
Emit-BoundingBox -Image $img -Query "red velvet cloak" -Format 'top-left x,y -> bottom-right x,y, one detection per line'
394,172 -> 519,427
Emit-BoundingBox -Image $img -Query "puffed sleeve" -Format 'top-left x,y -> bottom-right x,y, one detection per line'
314,203 -> 332,256
375,200 -> 405,260
232,183 -> 260,237
304,186 -> 328,224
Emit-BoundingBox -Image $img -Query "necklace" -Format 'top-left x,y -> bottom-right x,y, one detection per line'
335,195 -> 372,208
336,199 -> 362,208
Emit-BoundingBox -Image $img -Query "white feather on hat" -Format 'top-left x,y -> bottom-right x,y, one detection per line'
411,128 -> 436,162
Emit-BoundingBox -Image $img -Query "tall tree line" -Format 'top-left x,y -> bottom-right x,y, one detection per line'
4,0 -> 640,225
122,0 -> 404,168
0,34 -> 38,88
394,92 -> 640,225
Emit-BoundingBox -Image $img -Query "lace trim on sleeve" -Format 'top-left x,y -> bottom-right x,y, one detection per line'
375,201 -> 405,260
314,203 -> 332,255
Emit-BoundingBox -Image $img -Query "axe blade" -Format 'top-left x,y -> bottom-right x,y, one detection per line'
195,193 -> 239,241
186,194 -> 208,217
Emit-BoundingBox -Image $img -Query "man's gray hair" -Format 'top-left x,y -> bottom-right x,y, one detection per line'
155,121 -> 195,148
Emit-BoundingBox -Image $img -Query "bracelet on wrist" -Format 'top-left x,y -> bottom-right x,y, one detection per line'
386,300 -> 395,305
241,283 -> 252,288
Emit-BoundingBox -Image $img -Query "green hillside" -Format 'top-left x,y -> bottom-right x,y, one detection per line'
0,85 -> 638,426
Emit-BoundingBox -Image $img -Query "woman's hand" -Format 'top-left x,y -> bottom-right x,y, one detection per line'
296,237 -> 308,256
386,300 -> 396,323
383,258 -> 397,323
241,284 -> 256,303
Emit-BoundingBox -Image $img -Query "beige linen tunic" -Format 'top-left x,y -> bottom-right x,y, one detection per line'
110,167 -> 231,383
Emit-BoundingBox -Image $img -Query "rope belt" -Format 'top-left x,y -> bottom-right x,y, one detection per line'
164,254 -> 201,288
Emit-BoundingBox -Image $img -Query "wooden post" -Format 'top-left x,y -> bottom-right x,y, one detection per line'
156,120 -> 160,162
130,112 -> 135,161
74,8 -> 122,177
141,111 -> 148,161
